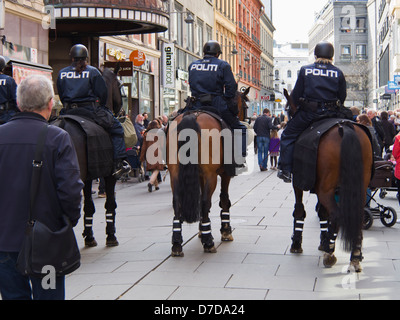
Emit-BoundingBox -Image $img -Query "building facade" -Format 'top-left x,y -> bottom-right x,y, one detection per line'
236,0 -> 263,115
259,3 -> 275,113
1,0 -> 51,84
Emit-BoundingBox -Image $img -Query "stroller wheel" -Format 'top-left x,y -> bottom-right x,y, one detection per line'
379,189 -> 387,199
380,207 -> 397,228
363,207 -> 374,230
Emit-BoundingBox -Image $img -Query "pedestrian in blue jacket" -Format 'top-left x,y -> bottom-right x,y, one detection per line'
0,75 -> 84,300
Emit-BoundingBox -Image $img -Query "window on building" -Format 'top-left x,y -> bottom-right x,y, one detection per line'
275,69 -> 280,80
187,11 -> 194,52
174,2 -> 183,46
356,18 -> 367,33
197,18 -> 204,55
287,70 -> 292,78
356,44 -> 367,59
341,45 -> 352,61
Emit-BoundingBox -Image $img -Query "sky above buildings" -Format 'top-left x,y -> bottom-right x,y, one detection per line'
272,0 -> 330,43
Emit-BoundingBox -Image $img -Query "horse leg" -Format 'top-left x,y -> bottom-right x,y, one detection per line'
316,202 -> 329,251
200,175 -> 217,253
318,194 -> 339,268
219,172 -> 233,241
290,186 -> 306,253
104,175 -> 119,247
349,234 -> 363,273
170,170 -> 184,257
82,180 -> 97,247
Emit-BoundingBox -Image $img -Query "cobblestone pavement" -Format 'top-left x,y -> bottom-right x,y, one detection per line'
62,150 -> 400,300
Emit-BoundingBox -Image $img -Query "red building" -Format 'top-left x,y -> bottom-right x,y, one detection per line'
236,0 -> 263,105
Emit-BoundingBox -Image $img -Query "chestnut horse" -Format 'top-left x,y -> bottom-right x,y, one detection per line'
167,90 -> 249,257
284,89 -> 373,272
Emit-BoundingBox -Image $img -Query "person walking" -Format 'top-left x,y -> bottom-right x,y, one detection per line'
253,108 -> 278,171
0,55 -> 18,124
0,75 -> 84,300
277,41 -> 347,183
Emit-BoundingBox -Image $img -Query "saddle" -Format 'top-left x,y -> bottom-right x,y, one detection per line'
293,118 -> 372,192
55,115 -> 114,180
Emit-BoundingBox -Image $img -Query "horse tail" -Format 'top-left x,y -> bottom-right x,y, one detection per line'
176,114 -> 201,223
339,124 -> 364,252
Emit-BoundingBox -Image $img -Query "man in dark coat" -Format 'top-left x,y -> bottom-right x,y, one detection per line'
0,75 -> 84,300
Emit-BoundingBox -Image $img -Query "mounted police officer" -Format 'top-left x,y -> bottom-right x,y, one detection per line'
0,55 -> 18,124
277,41 -> 347,183
57,44 -> 130,179
188,40 -> 247,168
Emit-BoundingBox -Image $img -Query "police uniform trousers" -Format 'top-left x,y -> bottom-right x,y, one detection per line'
278,107 -> 328,173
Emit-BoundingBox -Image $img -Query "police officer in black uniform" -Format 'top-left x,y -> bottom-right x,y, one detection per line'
188,40 -> 247,167
57,44 -> 130,179
277,41 -> 347,183
0,56 -> 18,124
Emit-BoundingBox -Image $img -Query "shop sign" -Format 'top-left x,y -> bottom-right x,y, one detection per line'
107,48 -> 126,61
162,43 -> 175,89
129,50 -> 146,67
104,61 -> 133,76
12,64 -> 52,85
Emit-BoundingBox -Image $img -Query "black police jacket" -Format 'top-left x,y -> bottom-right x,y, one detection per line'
291,62 -> 347,106
189,55 -> 237,101
0,73 -> 17,106
57,65 -> 107,106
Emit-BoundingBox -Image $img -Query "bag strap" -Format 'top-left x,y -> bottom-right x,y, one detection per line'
29,125 -> 49,223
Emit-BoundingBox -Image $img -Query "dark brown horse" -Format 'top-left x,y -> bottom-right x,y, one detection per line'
284,89 -> 373,272
167,90 -> 250,257
52,70 -> 122,248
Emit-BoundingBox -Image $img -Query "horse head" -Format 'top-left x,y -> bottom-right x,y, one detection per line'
284,88 -> 297,118
236,87 -> 250,122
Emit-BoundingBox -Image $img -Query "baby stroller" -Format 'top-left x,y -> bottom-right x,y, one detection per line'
126,147 -> 145,182
364,160 -> 398,230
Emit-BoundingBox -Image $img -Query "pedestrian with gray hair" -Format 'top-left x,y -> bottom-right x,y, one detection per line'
0,75 -> 84,300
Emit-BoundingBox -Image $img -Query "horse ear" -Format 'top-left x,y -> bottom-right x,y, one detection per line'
243,87 -> 250,97
283,88 -> 289,100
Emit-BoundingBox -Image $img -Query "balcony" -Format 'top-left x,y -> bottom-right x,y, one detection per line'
44,0 -> 169,36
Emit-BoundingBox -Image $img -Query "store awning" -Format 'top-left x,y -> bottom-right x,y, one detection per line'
44,0 -> 169,36
4,58 -> 53,85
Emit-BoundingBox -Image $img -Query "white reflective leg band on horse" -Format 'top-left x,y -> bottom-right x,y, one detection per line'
173,220 -> 181,232
221,212 -> 230,223
320,220 -> 328,232
106,212 -> 114,223
85,216 -> 93,227
201,221 -> 212,234
294,220 -> 304,232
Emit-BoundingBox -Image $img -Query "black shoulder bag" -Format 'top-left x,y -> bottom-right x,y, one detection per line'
16,125 -> 81,277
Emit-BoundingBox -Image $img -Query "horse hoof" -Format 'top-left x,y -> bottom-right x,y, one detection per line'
290,242 -> 303,254
106,235 -> 119,247
323,253 -> 337,268
84,237 -> 98,247
171,251 -> 184,257
204,245 -> 217,253
171,244 -> 184,257
221,233 -> 234,241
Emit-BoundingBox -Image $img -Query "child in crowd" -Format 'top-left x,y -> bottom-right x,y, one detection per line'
269,129 -> 280,170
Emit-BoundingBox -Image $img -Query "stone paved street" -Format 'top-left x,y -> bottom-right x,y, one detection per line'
65,150 -> 400,300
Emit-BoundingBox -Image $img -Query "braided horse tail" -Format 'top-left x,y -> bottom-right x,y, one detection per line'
176,113 -> 201,223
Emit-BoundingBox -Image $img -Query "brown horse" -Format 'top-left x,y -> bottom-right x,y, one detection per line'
167,90 -> 249,257
284,89 -> 373,272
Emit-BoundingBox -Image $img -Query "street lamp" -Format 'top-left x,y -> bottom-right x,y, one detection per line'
169,10 -> 194,24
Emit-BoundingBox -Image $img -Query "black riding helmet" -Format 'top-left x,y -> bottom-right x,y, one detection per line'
314,41 -> 334,59
203,40 -> 222,56
69,44 -> 88,60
